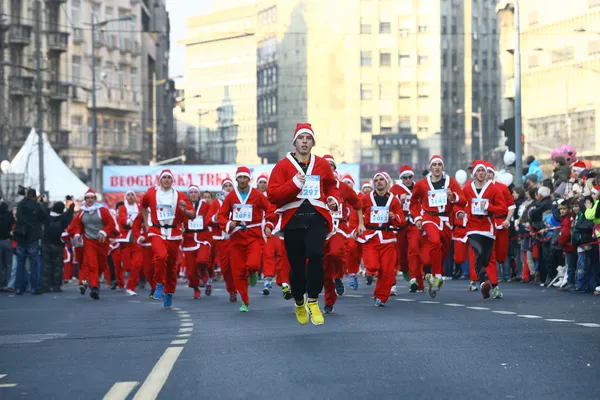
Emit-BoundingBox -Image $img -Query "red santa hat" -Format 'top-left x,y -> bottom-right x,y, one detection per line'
428,155 -> 444,169
125,189 -> 136,197
399,165 -> 414,179
323,154 -> 336,167
84,188 -> 96,198
188,184 -> 200,193
572,160 -> 586,172
472,160 -> 487,177
292,123 -> 316,145
159,169 -> 173,180
256,173 -> 269,184
342,174 -> 355,186
485,161 -> 495,174
592,185 -> 600,196
373,171 -> 391,185
235,166 -> 251,179
362,180 -> 373,189
382,172 -> 392,185
221,177 -> 234,187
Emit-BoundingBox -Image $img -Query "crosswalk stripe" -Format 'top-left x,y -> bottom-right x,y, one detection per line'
103,382 -> 139,400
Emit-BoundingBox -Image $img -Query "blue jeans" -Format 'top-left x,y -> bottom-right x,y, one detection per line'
8,254 -> 17,289
575,250 -> 594,292
0,239 -> 12,287
565,252 -> 578,286
16,242 -> 41,293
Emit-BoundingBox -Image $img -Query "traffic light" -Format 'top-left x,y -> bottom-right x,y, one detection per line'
499,117 -> 515,151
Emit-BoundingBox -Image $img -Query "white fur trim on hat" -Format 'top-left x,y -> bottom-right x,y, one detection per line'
538,186 -> 551,198
373,172 -> 390,184
472,163 -> 487,177
292,128 -> 316,144
188,185 -> 200,193
399,169 -> 414,178
428,157 -> 444,168
159,170 -> 173,180
235,171 -> 251,179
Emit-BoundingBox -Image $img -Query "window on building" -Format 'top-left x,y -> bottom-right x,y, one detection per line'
452,50 -> 457,68
492,83 -> 497,101
451,16 -> 457,34
492,51 -> 497,69
380,84 -> 392,100
72,56 -> 81,84
380,21 -> 391,34
361,51 -> 372,66
272,96 -> 277,114
418,25 -> 428,33
418,116 -> 429,133
361,117 -> 372,133
441,16 -> 447,35
418,82 -> 429,98
473,89 -> 479,102
272,66 -> 277,85
361,18 -> 372,34
399,54 -> 410,66
418,55 -> 429,66
442,51 -> 447,67
442,84 -> 448,99
380,115 -> 393,134
399,117 -> 411,134
398,82 -> 411,99
380,51 -> 391,67
482,52 -> 488,69
71,0 -> 81,26
361,84 -> 373,100
399,28 -> 409,38
473,17 -> 478,35
452,87 -> 458,103
482,83 -> 489,101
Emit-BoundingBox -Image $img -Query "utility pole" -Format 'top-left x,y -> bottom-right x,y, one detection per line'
152,71 -> 157,164
514,0 -> 523,186
34,0 -> 45,195
90,11 -> 98,191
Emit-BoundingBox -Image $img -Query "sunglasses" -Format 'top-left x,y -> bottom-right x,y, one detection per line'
401,175 -> 414,180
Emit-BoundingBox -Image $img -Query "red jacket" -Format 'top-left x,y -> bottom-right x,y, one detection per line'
462,180 -> 506,239
558,212 -> 575,253
267,153 -> 341,234
409,174 -> 465,230
182,199 -> 211,251
67,206 -> 119,241
390,182 -> 415,223
218,187 -> 272,239
207,198 -> 226,240
332,180 -> 362,237
116,202 -> 141,242
357,191 -> 406,245
491,181 -> 514,229
141,186 -> 193,240
131,211 -> 152,247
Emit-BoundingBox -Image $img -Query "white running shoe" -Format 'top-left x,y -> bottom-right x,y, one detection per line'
390,285 -> 398,296
126,289 -> 137,296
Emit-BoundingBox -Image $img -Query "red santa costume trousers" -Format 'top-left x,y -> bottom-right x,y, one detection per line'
82,238 -> 109,288
151,236 -> 181,295
229,235 -> 264,305
468,243 -> 499,285
423,223 -> 452,276
62,245 -> 73,281
184,244 -> 211,289
346,239 -> 362,275
405,225 -> 423,289
111,244 -> 131,289
363,241 -> 397,303
124,243 -> 143,292
213,240 -> 235,294
397,229 -> 409,274
263,237 -> 290,285
141,246 -> 155,291
494,228 -> 509,264
323,233 -> 348,307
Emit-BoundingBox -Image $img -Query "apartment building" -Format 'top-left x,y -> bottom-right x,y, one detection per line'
498,0 -> 600,159
180,4 -> 259,165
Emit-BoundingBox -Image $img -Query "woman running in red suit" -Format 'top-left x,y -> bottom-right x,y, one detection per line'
182,185 -> 211,299
141,169 -> 194,308
66,189 -> 119,300
132,211 -> 156,298
117,190 -> 143,296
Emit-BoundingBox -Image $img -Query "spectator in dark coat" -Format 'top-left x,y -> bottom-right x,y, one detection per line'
0,201 -> 14,288
41,201 -> 74,292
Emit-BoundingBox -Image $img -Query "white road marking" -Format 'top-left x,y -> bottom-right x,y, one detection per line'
0,333 -> 67,345
545,319 -> 574,323
419,301 -> 440,304
178,328 -> 193,333
176,334 -> 191,338
0,374 -> 5,379
128,300 -> 141,303
576,323 -> 600,328
0,384 -> 17,388
466,307 -> 490,310
175,310 -> 187,314
170,340 -> 187,345
395,298 -> 416,302
180,322 -> 193,327
178,314 -> 191,319
133,347 -> 184,400
343,294 -> 364,298
103,382 -> 139,400
492,310 -> 517,315
172,308 -> 182,311
179,319 -> 193,323
517,315 -> 543,319
444,303 -> 465,307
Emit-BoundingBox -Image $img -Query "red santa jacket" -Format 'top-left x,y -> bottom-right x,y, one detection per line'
491,181 -> 514,229
331,180 -> 362,238
218,187 -> 272,239
409,174 -> 465,230
182,199 -> 211,251
267,152 -> 341,234
66,205 -> 119,242
116,202 -> 141,242
390,182 -> 415,223
141,186 -> 193,240
131,211 -> 152,247
207,197 -> 228,240
357,191 -> 406,245
463,180 -> 507,239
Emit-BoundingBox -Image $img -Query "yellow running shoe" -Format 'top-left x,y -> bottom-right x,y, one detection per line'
295,302 -> 309,325
306,300 -> 324,325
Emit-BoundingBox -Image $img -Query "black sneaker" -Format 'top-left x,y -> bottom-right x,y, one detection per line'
149,290 -> 155,299
32,289 -> 43,295
110,281 -> 118,290
324,305 -> 334,314
205,284 -> 212,296
229,292 -> 237,302
79,284 -> 87,295
366,274 -> 374,286
334,279 -> 345,296
90,287 -> 100,300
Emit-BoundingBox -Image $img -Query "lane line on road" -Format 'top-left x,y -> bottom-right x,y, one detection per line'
103,381 -> 139,400
395,298 -> 416,302
517,315 -> 543,319
176,333 -> 191,338
545,319 -> 574,323
180,322 -> 193,327
492,310 -> 517,315
128,300 -> 141,303
466,307 -> 490,310
343,294 -> 364,298
444,303 -> 465,307
170,339 -> 188,345
576,323 -> 600,328
0,383 -> 17,388
180,319 -> 192,323
132,347 -> 184,400
0,374 -> 6,379
178,327 -> 193,333
419,301 -> 440,304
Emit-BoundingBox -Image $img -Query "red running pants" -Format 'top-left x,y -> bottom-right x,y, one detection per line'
82,238 -> 109,288
229,235 -> 264,305
363,241 -> 398,303
151,236 -> 181,295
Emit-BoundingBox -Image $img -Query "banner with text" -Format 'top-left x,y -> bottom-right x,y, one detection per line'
102,163 -> 361,193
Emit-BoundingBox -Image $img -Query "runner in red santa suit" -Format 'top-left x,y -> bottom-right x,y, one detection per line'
182,185 -> 212,299
357,172 -> 406,306
321,156 -> 365,313
131,211 -> 156,298
116,190 -> 143,296
207,178 -> 237,302
390,165 -> 423,293
409,155 -> 465,298
141,169 -> 195,308
66,189 -> 119,300
218,166 -> 272,312
486,162 -> 515,271
463,161 -> 507,299
341,174 -> 362,289
267,123 -> 341,326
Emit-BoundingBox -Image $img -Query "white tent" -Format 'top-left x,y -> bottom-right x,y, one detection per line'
9,128 -> 90,202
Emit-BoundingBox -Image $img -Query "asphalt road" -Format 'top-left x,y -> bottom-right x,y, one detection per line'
0,278 -> 598,400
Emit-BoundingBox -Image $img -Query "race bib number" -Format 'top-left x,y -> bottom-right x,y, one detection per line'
428,189 -> 447,207
471,199 -> 488,216
402,195 -> 411,212
188,216 -> 204,230
370,206 -> 389,224
233,204 -> 253,222
298,175 -> 320,199
156,204 -> 174,221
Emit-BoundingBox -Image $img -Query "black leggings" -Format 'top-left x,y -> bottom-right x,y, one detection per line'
283,221 -> 328,303
468,234 -> 495,283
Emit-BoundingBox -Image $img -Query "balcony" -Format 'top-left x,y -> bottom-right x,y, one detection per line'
8,75 -> 34,96
8,24 -> 33,46
69,125 -> 92,148
87,89 -> 140,112
47,31 -> 69,53
73,28 -> 84,44
47,81 -> 70,102
120,38 -> 132,53
48,129 -> 70,150
106,35 -> 118,50
94,32 -> 106,48
132,41 -> 140,56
